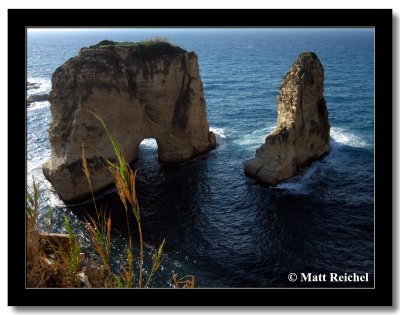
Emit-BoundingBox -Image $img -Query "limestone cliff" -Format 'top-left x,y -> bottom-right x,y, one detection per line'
43,40 -> 216,202
244,52 -> 330,185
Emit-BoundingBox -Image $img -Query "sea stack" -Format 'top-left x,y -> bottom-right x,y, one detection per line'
244,52 -> 330,185
43,40 -> 216,202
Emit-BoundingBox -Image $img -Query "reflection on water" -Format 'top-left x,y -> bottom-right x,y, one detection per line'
58,137 -> 374,287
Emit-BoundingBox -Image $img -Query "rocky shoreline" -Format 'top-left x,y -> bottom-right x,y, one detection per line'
27,93 -> 49,104
27,81 -> 49,105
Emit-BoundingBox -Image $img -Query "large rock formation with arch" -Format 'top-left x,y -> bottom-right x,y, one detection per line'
244,52 -> 330,185
43,40 -> 216,202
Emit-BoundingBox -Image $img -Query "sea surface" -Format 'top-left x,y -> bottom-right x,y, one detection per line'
27,28 -> 374,287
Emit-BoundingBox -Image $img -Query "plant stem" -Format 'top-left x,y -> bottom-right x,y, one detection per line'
138,221 -> 144,288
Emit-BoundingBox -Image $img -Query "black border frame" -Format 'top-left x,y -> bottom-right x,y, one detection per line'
8,9 -> 392,306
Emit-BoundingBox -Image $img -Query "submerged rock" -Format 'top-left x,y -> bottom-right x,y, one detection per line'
43,40 -> 216,201
27,93 -> 49,104
27,82 -> 41,90
244,52 -> 330,185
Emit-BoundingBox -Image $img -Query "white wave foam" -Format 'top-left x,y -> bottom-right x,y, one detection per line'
41,181 -> 65,209
234,125 -> 275,149
236,125 -> 370,150
275,162 -> 321,194
27,154 -> 50,175
210,127 -> 226,139
27,101 -> 50,111
276,181 -> 310,195
138,129 -> 227,148
27,77 -> 52,95
330,127 -> 370,148
27,161 -> 65,210
27,138 -> 51,178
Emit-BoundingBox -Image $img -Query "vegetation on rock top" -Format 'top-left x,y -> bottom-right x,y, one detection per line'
298,51 -> 318,59
88,38 -> 187,58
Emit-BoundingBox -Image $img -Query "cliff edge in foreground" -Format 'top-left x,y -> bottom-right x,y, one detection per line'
43,40 -> 216,201
244,52 -> 330,185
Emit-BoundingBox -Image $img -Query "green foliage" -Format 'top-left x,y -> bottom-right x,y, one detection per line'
85,212 -> 111,275
89,37 -> 171,49
145,238 -> 166,288
26,179 -> 39,219
64,215 -> 81,274
112,274 -> 125,288
88,38 -> 186,59
84,111 -> 171,288
27,113 -> 193,288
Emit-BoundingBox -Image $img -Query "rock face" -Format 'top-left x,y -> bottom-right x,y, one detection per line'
43,40 -> 216,201
244,52 -> 330,185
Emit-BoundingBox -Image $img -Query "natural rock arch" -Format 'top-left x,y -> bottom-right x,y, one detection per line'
43,41 -> 216,202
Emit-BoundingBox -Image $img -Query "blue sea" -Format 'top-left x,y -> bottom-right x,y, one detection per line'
27,28 -> 374,287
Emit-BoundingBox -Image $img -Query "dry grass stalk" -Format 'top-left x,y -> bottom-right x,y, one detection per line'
27,111 -> 196,288
172,274 -> 196,288
26,180 -> 82,287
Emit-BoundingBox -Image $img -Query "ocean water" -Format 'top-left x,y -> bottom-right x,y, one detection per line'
27,28 -> 374,287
